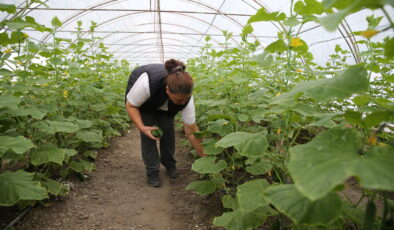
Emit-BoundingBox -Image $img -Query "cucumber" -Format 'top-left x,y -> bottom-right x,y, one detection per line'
151,128 -> 163,138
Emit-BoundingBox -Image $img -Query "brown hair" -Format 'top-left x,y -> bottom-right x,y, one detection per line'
164,59 -> 194,95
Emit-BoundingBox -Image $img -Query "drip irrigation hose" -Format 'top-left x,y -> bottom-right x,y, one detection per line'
3,206 -> 33,230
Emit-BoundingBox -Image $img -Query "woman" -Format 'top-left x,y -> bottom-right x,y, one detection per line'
125,59 -> 205,187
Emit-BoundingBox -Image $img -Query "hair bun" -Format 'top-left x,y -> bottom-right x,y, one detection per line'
165,59 -> 186,73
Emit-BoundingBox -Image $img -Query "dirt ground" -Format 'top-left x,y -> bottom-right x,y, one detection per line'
6,128 -> 223,230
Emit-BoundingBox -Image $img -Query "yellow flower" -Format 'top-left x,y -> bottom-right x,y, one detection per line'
290,38 -> 303,47
17,61 -> 22,65
23,33 -> 29,38
277,128 -> 281,134
42,83 -> 49,87
63,90 -> 69,98
295,69 -> 303,73
3,48 -> 12,54
361,30 -> 380,39
367,136 -> 377,145
275,92 -> 282,97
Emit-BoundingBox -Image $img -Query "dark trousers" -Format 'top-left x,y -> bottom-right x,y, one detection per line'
140,110 -> 176,176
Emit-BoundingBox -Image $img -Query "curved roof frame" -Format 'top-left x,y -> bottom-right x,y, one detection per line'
112,37 -> 206,57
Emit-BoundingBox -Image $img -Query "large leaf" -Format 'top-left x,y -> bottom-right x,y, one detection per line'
46,120 -> 79,133
294,0 -> 324,15
353,146 -> 394,191
70,159 -> 96,172
213,208 -> 269,230
41,178 -> 69,196
76,130 -> 103,143
0,95 -> 20,109
237,179 -> 270,211
271,65 -> 368,105
0,136 -> 35,157
0,3 -> 16,13
246,160 -> 271,175
216,131 -> 268,157
186,180 -> 217,195
264,184 -> 342,225
265,39 -> 287,53
0,170 -> 48,206
31,144 -> 67,166
248,8 -> 286,23
288,127 -> 394,200
191,157 -> 227,174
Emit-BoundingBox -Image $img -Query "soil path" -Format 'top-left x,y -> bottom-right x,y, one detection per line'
15,128 -> 221,230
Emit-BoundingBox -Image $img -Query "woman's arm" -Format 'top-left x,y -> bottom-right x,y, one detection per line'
125,101 -> 159,141
183,122 -> 206,157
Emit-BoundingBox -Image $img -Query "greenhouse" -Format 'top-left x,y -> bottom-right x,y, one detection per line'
0,0 -> 393,229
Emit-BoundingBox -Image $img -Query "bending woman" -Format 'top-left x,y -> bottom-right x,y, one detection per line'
125,59 -> 205,187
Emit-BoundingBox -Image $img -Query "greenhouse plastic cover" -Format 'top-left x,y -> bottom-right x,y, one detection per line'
1,0 -> 393,66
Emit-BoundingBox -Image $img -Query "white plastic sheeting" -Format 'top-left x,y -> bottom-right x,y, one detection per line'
1,0 -> 393,66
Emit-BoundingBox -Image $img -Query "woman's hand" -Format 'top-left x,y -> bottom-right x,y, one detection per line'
140,126 -> 160,141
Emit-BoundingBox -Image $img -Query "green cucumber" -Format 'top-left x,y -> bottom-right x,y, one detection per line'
151,128 -> 163,138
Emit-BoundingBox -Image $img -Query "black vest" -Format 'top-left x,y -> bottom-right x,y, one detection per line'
125,64 -> 190,117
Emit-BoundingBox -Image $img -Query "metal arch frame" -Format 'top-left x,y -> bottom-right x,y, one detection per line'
119,47 -> 196,60
39,0 -> 252,44
125,46 -> 197,57
105,31 -> 211,53
126,54 -> 192,60
111,38 -> 203,57
96,22 -> 223,53
184,0 -> 226,54
77,11 -> 241,45
116,45 -> 197,59
40,0 -> 123,42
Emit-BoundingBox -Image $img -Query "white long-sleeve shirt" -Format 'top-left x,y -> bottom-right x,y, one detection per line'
126,73 -> 196,125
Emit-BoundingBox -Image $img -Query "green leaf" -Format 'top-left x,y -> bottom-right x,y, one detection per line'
384,37 -> 394,59
207,119 -> 234,136
222,195 -> 239,210
264,184 -> 342,225
352,95 -> 369,106
191,157 -> 227,174
0,136 -> 35,157
354,146 -> 394,191
76,130 -> 103,143
0,3 -> 16,13
248,8 -> 286,23
203,139 -> 224,155
0,170 -> 48,206
246,160 -> 271,175
364,111 -> 390,128
294,0 -> 324,15
241,24 -> 253,41
74,119 -> 93,129
0,95 -> 20,109
319,8 -> 350,31
246,52 -> 274,68
41,178 -> 69,196
265,39 -> 287,53
344,111 -> 362,125
186,180 -> 217,195
216,131 -> 268,157
213,208 -> 268,230
70,159 -> 96,172
51,16 -> 62,28
31,144 -> 67,166
284,16 -> 301,26
271,65 -> 368,105
46,120 -> 79,133
237,179 -> 270,211
288,127 -> 394,200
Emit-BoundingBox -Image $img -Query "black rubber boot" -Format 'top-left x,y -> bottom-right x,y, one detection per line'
166,167 -> 178,179
147,174 -> 161,187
